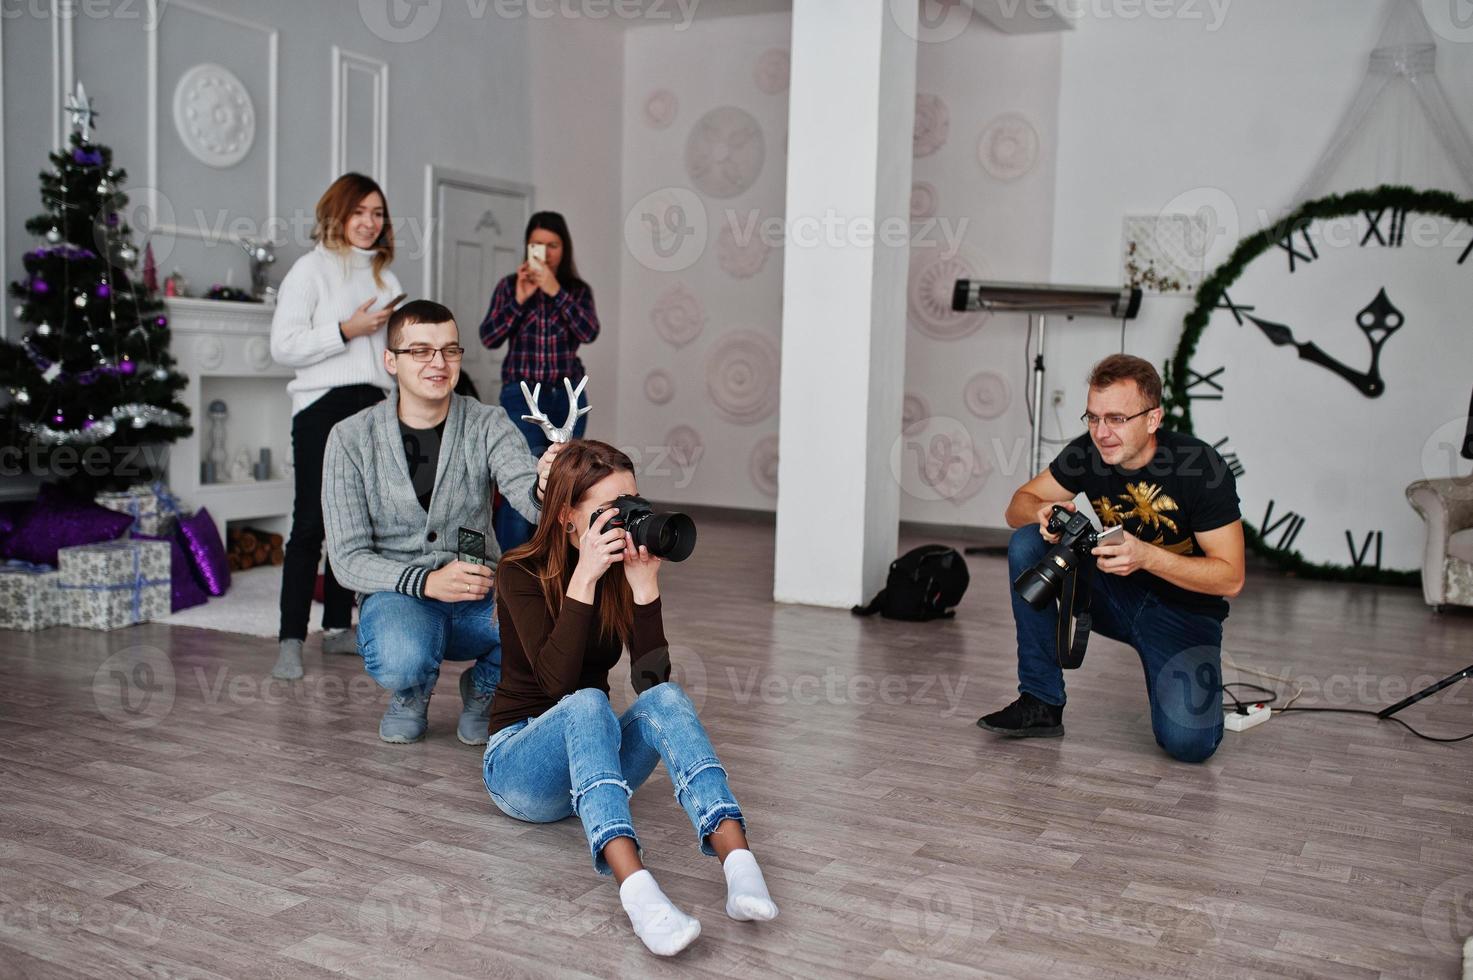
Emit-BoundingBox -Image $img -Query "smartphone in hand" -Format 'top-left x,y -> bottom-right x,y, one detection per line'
458,527 -> 489,566
527,243 -> 547,265
382,292 -> 408,310
1096,524 -> 1125,546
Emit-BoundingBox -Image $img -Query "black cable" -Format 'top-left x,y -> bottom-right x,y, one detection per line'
1023,317 -> 1034,428
1220,681 -> 1277,713
1119,314 -> 1127,353
1274,706 -> 1473,744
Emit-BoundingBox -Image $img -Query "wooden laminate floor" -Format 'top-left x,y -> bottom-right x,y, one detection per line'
2,515 -> 1471,979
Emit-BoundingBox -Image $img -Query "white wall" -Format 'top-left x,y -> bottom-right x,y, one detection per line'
2,0 -> 534,343
616,10 -> 793,508
1048,0 -> 1473,418
528,16 -> 625,441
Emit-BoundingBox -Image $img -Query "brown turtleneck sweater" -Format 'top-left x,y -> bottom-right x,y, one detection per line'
487,549 -> 671,737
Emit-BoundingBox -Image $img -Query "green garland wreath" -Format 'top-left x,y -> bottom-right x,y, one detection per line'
1162,184 -> 1473,587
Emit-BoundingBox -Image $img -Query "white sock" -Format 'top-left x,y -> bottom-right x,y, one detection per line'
618,869 -> 701,956
722,849 -> 778,922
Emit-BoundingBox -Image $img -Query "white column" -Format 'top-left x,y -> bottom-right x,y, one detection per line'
773,0 -> 917,607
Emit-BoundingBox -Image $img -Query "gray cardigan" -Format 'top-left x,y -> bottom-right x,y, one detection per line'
322,389 -> 541,598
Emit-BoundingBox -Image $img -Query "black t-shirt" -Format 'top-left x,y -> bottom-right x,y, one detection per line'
400,418 -> 446,512
1048,428 -> 1241,620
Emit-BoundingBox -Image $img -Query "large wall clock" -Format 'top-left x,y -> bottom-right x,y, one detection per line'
1166,187 -> 1473,582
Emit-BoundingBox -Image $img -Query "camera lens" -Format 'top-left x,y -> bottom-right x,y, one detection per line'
1011,544 -> 1077,610
634,511 -> 697,562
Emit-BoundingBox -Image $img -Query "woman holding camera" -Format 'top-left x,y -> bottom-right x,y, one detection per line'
482,440 -> 776,957
269,173 -> 402,680
478,212 -> 599,551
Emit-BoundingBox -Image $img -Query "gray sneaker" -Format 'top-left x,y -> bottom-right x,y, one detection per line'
457,668 -> 495,746
379,690 -> 432,743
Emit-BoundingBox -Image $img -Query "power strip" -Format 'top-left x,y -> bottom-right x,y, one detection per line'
1224,703 -> 1271,733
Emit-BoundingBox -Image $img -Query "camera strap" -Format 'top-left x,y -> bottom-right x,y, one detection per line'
1055,562 -> 1093,670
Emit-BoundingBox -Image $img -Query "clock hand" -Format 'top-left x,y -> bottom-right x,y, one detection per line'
1245,313 -> 1382,398
1354,288 -> 1403,397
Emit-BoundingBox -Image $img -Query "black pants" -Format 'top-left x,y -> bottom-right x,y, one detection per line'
278,384 -> 386,641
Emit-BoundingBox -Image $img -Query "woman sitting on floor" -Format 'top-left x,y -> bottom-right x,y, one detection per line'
481,440 -> 777,956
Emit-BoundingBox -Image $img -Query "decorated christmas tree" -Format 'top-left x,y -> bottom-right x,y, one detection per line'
0,84 -> 190,489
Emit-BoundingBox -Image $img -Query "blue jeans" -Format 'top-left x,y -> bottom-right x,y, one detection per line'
358,591 -> 501,697
1008,525 -> 1224,763
494,380 -> 589,553
482,683 -> 745,875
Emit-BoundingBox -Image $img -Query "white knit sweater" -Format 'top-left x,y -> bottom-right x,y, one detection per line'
270,244 -> 402,415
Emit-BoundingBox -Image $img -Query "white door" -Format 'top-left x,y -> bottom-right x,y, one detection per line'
428,169 -> 531,399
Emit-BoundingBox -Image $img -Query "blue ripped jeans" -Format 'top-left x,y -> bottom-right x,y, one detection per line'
482,683 -> 745,875
358,592 -> 501,697
1009,525 -> 1225,763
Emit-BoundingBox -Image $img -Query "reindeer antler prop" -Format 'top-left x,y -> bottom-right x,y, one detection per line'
520,376 -> 590,444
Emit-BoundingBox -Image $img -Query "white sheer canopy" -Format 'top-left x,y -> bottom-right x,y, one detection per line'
1292,0 -> 1473,205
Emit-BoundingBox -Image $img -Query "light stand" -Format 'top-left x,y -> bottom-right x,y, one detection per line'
950,280 -> 1142,477
950,282 -> 1141,557
1377,664 -> 1473,720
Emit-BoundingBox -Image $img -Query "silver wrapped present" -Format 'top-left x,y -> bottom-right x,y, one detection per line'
56,539 -> 171,630
94,483 -> 180,537
0,562 -> 63,632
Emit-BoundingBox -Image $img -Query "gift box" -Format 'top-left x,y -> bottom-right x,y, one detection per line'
56,539 -> 171,630
94,482 -> 181,538
0,561 -> 63,631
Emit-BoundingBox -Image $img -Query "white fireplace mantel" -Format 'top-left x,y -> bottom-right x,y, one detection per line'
166,298 -> 294,545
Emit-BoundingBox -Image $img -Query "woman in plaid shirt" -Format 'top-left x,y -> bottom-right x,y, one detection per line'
479,211 -> 601,552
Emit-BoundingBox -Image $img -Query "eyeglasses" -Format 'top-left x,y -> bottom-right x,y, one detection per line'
390,345 -> 465,363
1081,406 -> 1157,429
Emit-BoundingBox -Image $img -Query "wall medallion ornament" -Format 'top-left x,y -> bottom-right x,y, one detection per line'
173,63 -> 256,168
644,369 -> 675,405
749,434 -> 779,497
706,329 -> 779,425
649,284 -> 706,349
753,49 -> 790,95
977,112 -> 1039,181
685,106 -> 765,199
913,93 -> 950,159
717,220 -> 772,279
908,246 -> 987,340
963,371 -> 1011,420
644,89 -> 678,130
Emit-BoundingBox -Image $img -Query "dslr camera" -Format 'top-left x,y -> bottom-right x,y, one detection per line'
589,494 -> 697,562
1012,505 -> 1114,610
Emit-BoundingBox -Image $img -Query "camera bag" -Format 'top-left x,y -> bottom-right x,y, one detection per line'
850,545 -> 970,621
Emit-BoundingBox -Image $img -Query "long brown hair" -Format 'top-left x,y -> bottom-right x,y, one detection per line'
502,440 -> 634,644
314,172 -> 394,288
525,211 -> 587,291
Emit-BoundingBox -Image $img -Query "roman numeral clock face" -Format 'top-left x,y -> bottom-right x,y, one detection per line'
1185,205 -> 1473,574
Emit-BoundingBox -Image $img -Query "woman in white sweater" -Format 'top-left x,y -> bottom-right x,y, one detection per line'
269,173 -> 404,680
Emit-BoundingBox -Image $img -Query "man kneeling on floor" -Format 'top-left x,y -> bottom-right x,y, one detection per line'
977,354 -> 1245,763
322,299 -> 557,744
